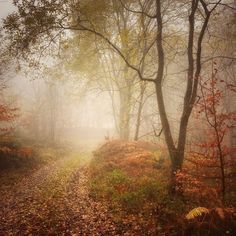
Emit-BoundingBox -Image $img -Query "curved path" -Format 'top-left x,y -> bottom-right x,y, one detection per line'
0,153 -> 118,235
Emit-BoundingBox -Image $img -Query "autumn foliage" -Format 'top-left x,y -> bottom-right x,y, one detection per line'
0,80 -> 26,168
177,66 -> 236,204
90,139 -> 236,235
89,140 -> 171,234
0,83 -> 18,136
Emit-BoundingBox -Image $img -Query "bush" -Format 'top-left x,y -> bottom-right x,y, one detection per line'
0,139 -> 35,169
89,140 -> 170,213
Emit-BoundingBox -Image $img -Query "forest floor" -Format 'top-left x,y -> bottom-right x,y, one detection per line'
0,151 -> 118,235
1,142 -> 234,236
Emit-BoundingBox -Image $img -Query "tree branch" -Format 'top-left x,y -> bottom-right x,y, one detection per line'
57,23 -> 156,83
119,0 -> 157,18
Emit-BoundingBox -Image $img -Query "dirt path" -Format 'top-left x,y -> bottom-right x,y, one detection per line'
0,153 -> 118,235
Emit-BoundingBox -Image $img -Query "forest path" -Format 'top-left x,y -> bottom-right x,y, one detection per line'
0,151 -> 118,235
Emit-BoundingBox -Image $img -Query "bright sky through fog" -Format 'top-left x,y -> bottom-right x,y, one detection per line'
0,0 -> 15,19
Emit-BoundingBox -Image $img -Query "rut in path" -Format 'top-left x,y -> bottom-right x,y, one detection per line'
0,154 -> 118,235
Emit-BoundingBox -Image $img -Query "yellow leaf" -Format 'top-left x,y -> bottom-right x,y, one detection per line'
186,207 -> 210,220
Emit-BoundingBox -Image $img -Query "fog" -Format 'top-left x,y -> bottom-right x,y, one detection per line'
0,0 -> 235,170
6,72 -> 117,148
0,1 -> 236,234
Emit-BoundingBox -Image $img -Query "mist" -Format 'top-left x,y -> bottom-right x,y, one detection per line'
0,0 -> 235,235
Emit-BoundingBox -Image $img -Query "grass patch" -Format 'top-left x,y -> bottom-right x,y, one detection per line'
39,152 -> 89,199
0,144 -> 77,189
89,141 -> 236,235
89,140 -> 171,212
88,140 -> 186,234
88,140 -> 195,234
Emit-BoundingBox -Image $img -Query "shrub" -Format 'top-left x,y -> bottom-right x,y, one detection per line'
89,140 -> 170,213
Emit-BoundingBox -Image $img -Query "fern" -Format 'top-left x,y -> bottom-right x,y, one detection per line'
186,207 -> 210,220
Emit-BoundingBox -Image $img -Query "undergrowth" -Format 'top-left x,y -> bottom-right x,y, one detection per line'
88,140 -> 236,235
88,140 -> 187,234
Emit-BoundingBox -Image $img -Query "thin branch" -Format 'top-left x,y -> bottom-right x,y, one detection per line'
202,56 -> 236,64
57,23 -> 156,83
119,0 -> 156,18
153,125 -> 163,137
209,2 -> 236,10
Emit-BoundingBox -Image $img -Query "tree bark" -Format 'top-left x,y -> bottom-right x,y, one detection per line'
134,82 -> 146,141
119,78 -> 132,140
154,0 -> 213,195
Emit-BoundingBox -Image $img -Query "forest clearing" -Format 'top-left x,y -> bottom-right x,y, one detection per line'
0,0 -> 236,235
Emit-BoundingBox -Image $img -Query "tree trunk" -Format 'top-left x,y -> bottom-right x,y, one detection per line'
134,82 -> 146,141
119,84 -> 131,140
